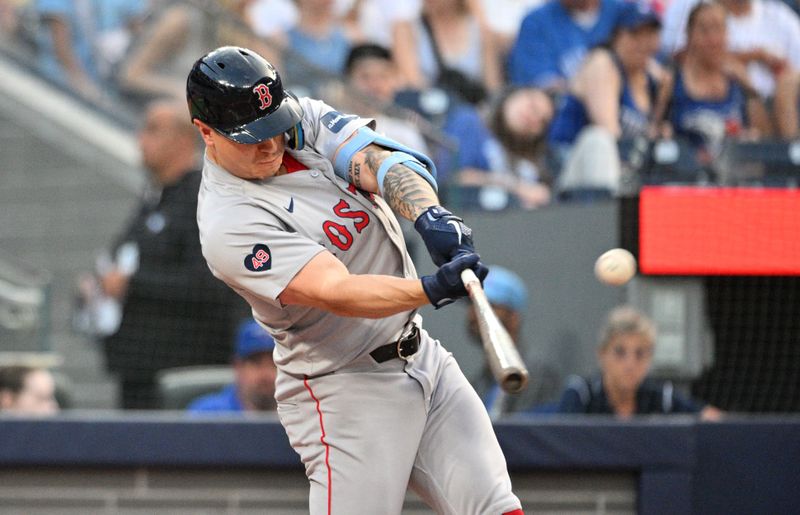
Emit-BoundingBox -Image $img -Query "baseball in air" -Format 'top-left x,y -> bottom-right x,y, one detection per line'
594,248 -> 637,286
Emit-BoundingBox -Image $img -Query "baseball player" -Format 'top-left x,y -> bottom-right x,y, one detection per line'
187,46 -> 524,515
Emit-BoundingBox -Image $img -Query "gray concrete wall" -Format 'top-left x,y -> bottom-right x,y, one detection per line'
410,202 -> 627,399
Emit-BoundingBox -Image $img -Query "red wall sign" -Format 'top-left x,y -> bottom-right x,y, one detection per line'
639,187 -> 800,275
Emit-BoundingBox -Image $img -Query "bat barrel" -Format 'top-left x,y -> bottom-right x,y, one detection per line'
460,268 -> 530,395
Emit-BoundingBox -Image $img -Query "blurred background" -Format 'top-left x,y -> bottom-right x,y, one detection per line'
0,0 -> 799,513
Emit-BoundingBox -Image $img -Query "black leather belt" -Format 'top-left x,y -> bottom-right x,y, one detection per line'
369,324 -> 421,363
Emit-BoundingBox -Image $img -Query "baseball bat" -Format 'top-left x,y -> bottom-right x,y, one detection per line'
460,268 -> 529,394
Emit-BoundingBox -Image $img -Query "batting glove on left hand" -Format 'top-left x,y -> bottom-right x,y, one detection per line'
421,252 -> 489,309
414,206 -> 476,267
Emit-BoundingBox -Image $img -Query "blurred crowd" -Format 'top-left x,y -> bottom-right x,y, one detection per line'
2,0 -> 799,211
1,0 -> 791,417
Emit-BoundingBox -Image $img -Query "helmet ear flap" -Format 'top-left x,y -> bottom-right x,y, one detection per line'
283,89 -> 304,150
286,122 -> 304,150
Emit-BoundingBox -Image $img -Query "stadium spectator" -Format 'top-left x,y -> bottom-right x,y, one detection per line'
246,0 -> 297,40
662,0 -> 800,100
773,67 -> 800,138
345,0 -> 422,50
723,0 -> 800,100
547,1 -> 662,200
650,1 -> 771,153
393,0 -> 502,104
280,0 -> 356,92
478,0 -> 546,56
466,266 -> 560,419
442,86 -> 554,210
0,365 -> 59,416
34,0 -> 147,100
118,0 -> 279,107
556,305 -> 723,420
507,0 -> 626,94
0,0 -> 24,42
187,319 -> 278,413
332,43 -> 430,153
84,100 -> 245,409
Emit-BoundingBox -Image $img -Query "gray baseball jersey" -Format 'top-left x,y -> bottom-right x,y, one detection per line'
197,97 -> 522,515
198,97 -> 417,377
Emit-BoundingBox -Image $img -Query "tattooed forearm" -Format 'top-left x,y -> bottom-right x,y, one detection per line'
363,147 -> 383,176
345,144 -> 388,193
383,164 -> 439,221
349,162 -> 362,188
343,143 -> 438,217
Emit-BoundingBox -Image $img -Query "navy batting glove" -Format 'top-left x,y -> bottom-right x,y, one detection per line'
421,253 -> 488,309
414,206 -> 476,267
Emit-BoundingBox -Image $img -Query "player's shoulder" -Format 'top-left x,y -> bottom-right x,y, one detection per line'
298,96 -> 361,129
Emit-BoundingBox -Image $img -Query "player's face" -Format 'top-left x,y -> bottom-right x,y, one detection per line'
599,333 -> 653,394
235,352 -> 278,411
2,370 -> 59,416
195,120 -> 286,180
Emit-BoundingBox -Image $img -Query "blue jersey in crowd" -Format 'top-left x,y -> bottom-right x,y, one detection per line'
669,69 -> 748,147
508,0 -> 624,88
437,104 -> 493,179
548,50 -> 656,145
187,384 -> 243,413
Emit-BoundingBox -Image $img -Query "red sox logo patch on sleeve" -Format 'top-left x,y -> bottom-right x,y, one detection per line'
253,84 -> 273,110
245,244 -> 272,272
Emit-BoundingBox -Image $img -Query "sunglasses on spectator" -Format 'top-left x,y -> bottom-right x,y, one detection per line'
610,346 -> 653,361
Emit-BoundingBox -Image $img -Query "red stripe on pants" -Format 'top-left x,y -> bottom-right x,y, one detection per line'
503,510 -> 524,515
304,377 -> 332,515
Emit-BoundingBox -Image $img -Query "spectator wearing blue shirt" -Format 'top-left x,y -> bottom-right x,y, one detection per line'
281,0 -> 353,93
187,320 -> 278,413
548,1 -> 662,200
650,1 -> 770,152
507,0 -> 625,93
557,306 -> 723,420
438,87 -> 554,210
467,266 -> 561,420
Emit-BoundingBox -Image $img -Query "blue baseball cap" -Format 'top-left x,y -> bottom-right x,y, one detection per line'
235,320 -> 275,359
616,1 -> 661,31
483,266 -> 528,312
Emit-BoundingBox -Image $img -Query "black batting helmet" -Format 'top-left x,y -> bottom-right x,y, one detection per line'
186,46 -> 304,146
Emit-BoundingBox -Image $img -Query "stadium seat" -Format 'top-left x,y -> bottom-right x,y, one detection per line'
624,138 -> 711,186
715,140 -> 800,186
156,365 -> 234,410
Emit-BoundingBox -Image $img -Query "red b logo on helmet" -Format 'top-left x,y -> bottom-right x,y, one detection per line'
253,84 -> 272,110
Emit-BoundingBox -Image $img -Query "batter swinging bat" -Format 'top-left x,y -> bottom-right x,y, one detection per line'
461,269 -> 529,394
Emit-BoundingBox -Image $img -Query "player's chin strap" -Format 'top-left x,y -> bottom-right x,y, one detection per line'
333,127 -> 438,195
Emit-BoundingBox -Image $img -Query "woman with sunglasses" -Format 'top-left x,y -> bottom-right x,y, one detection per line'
556,306 -> 722,420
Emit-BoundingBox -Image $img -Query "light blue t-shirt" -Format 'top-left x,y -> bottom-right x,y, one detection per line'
36,0 -> 146,83
283,26 -> 351,82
